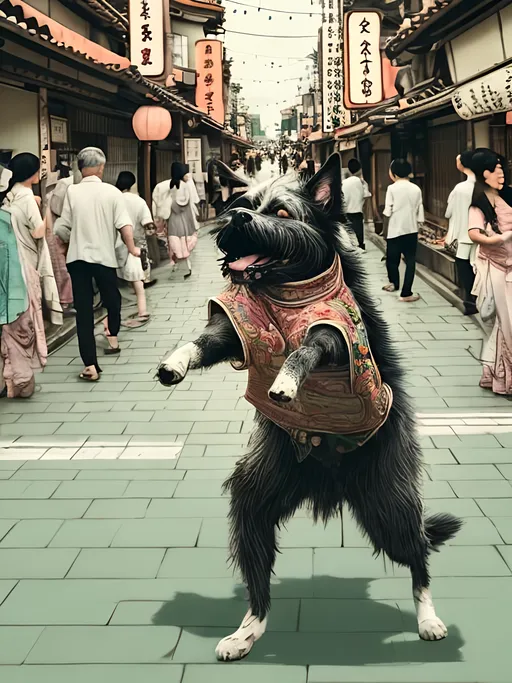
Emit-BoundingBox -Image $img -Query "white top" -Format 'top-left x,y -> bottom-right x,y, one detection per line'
152,177 -> 200,221
383,180 -> 425,240
6,183 -> 44,237
445,176 -> 476,256
56,176 -> 132,268
343,175 -> 366,214
122,192 -> 153,245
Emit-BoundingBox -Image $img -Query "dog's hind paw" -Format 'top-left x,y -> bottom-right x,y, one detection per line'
419,617 -> 448,641
215,635 -> 255,661
269,372 -> 299,403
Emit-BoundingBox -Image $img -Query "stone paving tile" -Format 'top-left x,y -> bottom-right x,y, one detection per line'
111,519 -> 201,548
0,665 -> 184,683
67,549 -> 165,579
0,549 -> 79,578
49,520 -> 122,548
0,521 -> 63,548
0,500 -> 91,519
0,626 -> 44,664
25,625 -> 181,664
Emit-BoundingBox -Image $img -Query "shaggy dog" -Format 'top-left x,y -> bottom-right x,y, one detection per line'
157,154 -> 461,661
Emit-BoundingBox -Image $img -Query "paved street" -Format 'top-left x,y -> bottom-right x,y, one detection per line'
2,235 -> 512,682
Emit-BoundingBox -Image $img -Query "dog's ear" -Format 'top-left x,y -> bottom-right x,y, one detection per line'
305,153 -> 343,217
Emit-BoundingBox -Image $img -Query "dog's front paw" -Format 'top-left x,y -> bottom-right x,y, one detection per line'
269,372 -> 299,403
419,617 -> 448,641
157,343 -> 198,386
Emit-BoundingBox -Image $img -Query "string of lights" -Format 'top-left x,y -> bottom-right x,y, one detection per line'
226,29 -> 318,37
223,0 -> 322,17
225,47 -> 309,61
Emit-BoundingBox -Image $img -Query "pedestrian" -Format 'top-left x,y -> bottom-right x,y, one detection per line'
468,149 -> 512,395
445,150 -> 477,315
0,152 -> 62,398
246,154 -> 256,179
382,158 -> 424,303
54,147 -> 139,382
45,160 -> 75,314
115,171 -> 156,328
167,162 -> 200,278
343,158 -> 369,250
281,153 -> 289,176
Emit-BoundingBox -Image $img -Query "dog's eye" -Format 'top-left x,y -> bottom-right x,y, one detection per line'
277,209 -> 290,218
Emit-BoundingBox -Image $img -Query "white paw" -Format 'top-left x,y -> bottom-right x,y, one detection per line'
269,372 -> 299,403
419,617 -> 448,641
157,343 -> 198,386
215,634 -> 255,661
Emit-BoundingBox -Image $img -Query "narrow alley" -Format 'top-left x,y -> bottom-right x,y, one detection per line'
1,235 -> 512,682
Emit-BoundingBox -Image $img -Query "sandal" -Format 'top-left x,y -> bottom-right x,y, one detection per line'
104,336 -> 121,355
382,284 -> 397,292
121,314 -> 150,329
79,371 -> 100,382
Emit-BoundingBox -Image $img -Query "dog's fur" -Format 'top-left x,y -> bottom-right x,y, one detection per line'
157,154 -> 462,661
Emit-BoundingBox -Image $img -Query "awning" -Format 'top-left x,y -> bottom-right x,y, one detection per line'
0,0 -> 130,70
452,62 -> 512,120
334,121 -> 373,140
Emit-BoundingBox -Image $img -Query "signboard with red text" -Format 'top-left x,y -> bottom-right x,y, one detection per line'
195,39 -> 224,125
344,10 -> 383,109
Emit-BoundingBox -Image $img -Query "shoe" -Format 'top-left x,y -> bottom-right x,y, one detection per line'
144,279 -> 158,289
399,295 -> 421,303
382,284 -> 397,292
463,303 -> 478,316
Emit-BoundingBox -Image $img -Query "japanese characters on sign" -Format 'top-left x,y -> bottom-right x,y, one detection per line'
452,65 -> 512,120
344,11 -> 383,109
129,0 -> 164,78
195,40 -> 225,126
321,0 -> 349,132
184,138 -> 203,183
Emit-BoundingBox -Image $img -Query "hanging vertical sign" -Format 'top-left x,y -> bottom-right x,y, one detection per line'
195,39 -> 225,125
129,0 -> 165,78
344,10 -> 383,109
321,0 -> 349,132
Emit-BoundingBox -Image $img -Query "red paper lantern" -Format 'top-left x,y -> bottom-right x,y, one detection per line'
132,106 -> 172,141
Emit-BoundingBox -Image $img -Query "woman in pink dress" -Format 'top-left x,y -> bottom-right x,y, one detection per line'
468,150 -> 512,395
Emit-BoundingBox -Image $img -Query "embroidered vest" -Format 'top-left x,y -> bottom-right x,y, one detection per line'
209,256 -> 392,458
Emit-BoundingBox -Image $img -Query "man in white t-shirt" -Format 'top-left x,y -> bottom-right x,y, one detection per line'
343,158 -> 370,250
382,158 -> 424,303
445,150 -> 477,315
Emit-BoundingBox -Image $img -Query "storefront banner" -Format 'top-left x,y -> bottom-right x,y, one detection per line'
184,137 -> 203,182
195,40 -> 225,126
452,64 -> 512,120
344,10 -> 383,108
321,0 -> 350,133
129,0 -> 165,78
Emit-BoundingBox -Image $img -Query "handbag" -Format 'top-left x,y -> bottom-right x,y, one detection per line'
473,256 -> 496,323
115,231 -> 129,268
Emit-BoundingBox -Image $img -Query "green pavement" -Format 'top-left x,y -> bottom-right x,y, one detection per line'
1,238 -> 512,681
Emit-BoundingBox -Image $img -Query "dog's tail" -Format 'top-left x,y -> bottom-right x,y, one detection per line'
425,513 -> 463,550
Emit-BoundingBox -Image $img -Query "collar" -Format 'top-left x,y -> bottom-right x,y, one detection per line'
10,183 -> 33,199
81,176 -> 102,183
263,255 -> 343,308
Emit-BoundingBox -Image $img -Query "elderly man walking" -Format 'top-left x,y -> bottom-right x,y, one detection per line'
54,147 -> 139,381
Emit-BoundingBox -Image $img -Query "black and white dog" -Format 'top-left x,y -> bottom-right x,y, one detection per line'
157,154 -> 461,661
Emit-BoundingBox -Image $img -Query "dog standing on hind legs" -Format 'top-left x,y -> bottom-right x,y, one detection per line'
157,153 -> 462,661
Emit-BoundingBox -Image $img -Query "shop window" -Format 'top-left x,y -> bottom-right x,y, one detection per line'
172,34 -> 189,69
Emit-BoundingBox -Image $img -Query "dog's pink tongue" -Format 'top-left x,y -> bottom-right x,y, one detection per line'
228,254 -> 262,271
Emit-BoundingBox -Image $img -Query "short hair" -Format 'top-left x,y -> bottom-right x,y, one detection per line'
116,171 -> 136,192
390,158 -> 412,178
459,150 -> 474,170
77,147 -> 106,171
347,158 -> 361,175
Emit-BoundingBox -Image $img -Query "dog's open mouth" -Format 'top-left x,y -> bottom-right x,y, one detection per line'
227,254 -> 272,272
217,227 -> 282,282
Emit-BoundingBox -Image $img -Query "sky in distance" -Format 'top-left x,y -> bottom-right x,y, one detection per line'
222,0 -> 322,135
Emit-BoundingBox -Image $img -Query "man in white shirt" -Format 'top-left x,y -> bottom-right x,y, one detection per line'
55,147 -> 139,381
343,158 -> 370,249
445,150 -> 477,315
382,158 -> 425,303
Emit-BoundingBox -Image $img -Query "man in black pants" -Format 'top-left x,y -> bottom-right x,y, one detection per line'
54,147 -> 140,381
382,159 -> 425,303
343,158 -> 367,250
